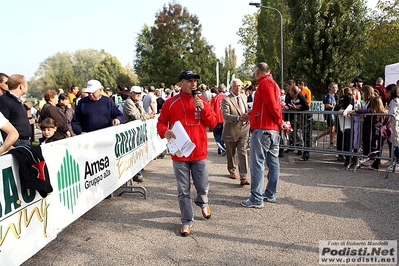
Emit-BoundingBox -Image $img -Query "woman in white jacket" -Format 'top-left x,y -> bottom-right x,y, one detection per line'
338,92 -> 356,166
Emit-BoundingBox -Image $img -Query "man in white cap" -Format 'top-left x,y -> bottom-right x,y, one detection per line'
123,86 -> 154,123
123,86 -> 154,182
71,79 -> 124,134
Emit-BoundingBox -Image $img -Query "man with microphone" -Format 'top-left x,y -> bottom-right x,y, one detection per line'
157,70 -> 217,237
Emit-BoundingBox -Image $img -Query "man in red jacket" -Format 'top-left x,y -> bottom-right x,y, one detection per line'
241,62 -> 283,209
210,85 -> 226,155
157,70 -> 217,237
373,77 -> 388,106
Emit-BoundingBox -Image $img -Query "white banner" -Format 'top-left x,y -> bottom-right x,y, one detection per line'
310,100 -> 325,122
0,118 -> 167,266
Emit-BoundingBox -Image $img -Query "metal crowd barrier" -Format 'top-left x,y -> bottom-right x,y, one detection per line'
280,110 -> 397,178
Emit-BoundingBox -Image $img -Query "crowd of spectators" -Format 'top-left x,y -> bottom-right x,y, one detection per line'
281,77 -> 399,171
0,73 -> 175,151
1,68 -> 399,238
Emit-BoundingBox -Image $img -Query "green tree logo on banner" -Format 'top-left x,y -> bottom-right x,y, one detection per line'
57,150 -> 81,214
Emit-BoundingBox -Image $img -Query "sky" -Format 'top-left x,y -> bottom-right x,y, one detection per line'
0,0 -> 379,80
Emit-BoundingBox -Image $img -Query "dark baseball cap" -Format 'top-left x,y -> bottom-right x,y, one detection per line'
178,70 -> 200,81
353,77 -> 363,83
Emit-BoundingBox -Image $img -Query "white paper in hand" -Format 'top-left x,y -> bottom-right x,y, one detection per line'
166,121 -> 196,157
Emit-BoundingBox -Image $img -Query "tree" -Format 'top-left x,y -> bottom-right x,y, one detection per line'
362,0 -> 399,84
116,63 -> 139,89
237,12 -> 259,66
29,49 -> 125,98
134,2 -> 218,86
219,45 -> 238,85
72,49 -> 107,87
236,11 -> 259,82
236,64 -> 255,84
286,0 -> 368,98
31,52 -> 77,98
256,0 -> 288,87
93,53 -> 124,89
134,24 -> 154,85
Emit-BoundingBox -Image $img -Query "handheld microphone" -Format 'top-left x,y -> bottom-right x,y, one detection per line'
192,90 -> 202,112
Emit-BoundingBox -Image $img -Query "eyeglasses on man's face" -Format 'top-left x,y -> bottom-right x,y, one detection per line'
87,90 -> 100,95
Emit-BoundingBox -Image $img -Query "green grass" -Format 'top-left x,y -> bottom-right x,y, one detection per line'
312,121 -> 327,131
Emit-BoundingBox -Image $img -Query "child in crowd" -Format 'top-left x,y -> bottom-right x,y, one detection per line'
39,118 -> 59,144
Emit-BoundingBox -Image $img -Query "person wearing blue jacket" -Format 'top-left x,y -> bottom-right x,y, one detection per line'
72,79 -> 124,134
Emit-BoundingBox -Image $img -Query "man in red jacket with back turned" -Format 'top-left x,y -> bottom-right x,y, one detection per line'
157,70 -> 217,237
241,62 -> 283,209
210,85 -> 226,155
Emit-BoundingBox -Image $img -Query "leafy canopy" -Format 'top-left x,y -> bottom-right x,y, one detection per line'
29,49 -> 137,98
134,2 -> 218,87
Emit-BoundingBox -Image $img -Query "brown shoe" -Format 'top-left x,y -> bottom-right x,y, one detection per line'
133,174 -> 145,182
201,205 -> 211,219
180,224 -> 192,237
230,173 -> 238,179
240,179 -> 250,186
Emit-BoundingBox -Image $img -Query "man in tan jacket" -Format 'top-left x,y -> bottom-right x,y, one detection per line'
221,79 -> 250,186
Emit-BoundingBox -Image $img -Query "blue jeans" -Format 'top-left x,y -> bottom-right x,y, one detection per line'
394,146 -> 399,161
249,129 -> 280,204
173,160 -> 209,225
213,123 -> 225,153
13,139 -> 31,147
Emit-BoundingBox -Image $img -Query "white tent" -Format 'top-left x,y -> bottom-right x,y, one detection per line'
385,62 -> 399,85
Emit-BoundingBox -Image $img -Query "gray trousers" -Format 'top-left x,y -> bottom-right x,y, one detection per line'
173,160 -> 209,225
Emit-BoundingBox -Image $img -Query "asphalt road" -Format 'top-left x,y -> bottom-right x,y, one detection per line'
22,132 -> 399,266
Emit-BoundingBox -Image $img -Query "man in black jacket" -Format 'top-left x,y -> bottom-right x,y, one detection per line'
0,74 -> 31,146
284,86 -> 311,160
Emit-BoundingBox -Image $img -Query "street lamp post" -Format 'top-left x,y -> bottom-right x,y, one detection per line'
249,2 -> 284,89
